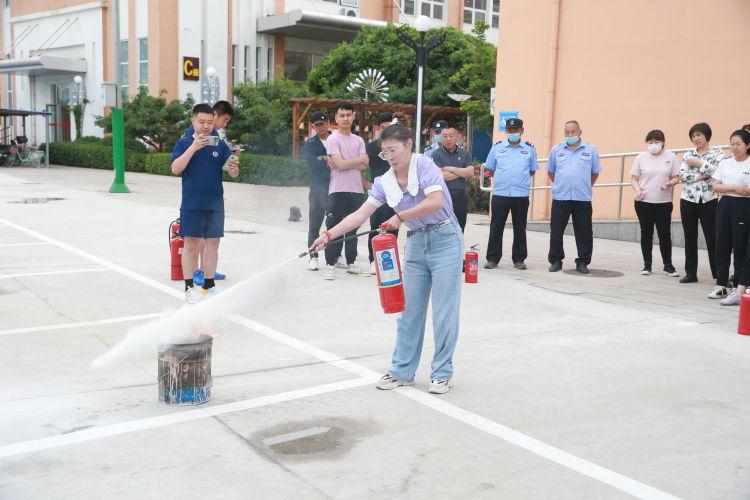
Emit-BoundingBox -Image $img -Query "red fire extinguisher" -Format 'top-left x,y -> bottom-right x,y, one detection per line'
465,244 -> 479,283
169,218 -> 184,281
372,224 -> 405,314
738,293 -> 750,335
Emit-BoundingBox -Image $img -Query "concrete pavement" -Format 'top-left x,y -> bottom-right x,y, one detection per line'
0,165 -> 748,500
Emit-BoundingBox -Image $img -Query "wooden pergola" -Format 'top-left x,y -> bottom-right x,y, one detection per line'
289,97 -> 466,159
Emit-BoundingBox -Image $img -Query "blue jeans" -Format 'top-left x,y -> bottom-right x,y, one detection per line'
388,217 -> 464,382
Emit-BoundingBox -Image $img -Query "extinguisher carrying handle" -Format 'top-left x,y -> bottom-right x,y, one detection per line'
469,244 -> 480,251
168,218 -> 180,250
298,228 -> 380,259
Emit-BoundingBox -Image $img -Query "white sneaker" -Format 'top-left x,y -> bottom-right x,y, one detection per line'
346,263 -> 360,275
335,256 -> 347,269
720,289 -> 740,306
307,257 -> 319,271
429,378 -> 454,394
204,287 -> 217,296
376,373 -> 414,390
324,265 -> 335,280
185,286 -> 206,304
707,286 -> 728,299
369,261 -> 377,275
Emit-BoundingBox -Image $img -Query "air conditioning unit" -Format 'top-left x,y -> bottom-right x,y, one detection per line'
339,7 -> 359,17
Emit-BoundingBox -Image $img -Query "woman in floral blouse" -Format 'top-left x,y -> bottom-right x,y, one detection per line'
679,122 -> 724,285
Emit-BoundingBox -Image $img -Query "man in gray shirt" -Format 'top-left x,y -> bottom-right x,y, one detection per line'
430,124 -> 474,232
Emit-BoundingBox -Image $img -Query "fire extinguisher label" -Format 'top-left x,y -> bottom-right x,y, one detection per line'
376,248 -> 401,287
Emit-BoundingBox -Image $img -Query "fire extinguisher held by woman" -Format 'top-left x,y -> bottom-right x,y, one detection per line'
311,123 -> 464,395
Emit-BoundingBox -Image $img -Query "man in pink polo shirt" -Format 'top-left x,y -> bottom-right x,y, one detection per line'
323,101 -> 369,280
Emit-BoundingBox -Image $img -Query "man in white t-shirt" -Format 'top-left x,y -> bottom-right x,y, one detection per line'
323,101 -> 369,280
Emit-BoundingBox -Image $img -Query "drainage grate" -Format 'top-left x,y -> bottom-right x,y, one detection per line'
9,197 -> 65,204
563,268 -> 624,278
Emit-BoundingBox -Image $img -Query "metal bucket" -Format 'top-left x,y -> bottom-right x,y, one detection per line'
158,336 -> 212,405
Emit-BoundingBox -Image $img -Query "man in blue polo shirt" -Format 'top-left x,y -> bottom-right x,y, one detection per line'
171,103 -> 239,303
546,120 -> 602,274
483,118 -> 538,269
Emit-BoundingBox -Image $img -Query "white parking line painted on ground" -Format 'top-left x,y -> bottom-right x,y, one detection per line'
0,378 -> 373,459
262,426 -> 331,447
0,242 -> 51,247
0,313 -> 163,337
0,218 -> 681,500
0,267 -> 109,280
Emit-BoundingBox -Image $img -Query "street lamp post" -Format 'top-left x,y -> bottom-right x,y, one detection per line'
397,15 -> 444,153
202,66 -> 220,105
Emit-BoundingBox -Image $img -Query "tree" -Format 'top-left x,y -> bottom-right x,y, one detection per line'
95,88 -> 194,151
70,98 -> 89,140
229,77 -> 308,155
449,21 -> 496,131
306,23 -> 496,127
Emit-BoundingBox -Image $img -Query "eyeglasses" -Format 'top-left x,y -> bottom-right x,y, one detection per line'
378,148 -> 402,160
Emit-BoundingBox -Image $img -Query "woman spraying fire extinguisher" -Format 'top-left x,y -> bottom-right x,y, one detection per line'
311,123 -> 464,395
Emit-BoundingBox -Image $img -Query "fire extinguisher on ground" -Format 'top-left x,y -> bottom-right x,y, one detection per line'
465,244 -> 479,283
372,224 -> 405,314
169,218 -> 184,281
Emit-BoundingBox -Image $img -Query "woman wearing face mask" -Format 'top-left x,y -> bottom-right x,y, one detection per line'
311,123 -> 463,395
711,130 -> 750,305
679,122 -> 724,284
630,130 -> 680,276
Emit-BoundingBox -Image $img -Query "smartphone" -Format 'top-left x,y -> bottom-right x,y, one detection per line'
207,136 -> 220,147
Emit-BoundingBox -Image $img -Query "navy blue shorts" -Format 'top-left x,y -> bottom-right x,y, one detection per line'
179,210 -> 224,238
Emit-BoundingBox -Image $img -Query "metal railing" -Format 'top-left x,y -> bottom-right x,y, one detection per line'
478,145 -> 730,221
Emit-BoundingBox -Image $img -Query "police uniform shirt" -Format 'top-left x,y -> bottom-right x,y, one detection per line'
430,144 -> 472,190
303,134 -> 331,193
484,140 -> 538,197
547,140 -> 602,201
423,142 -> 440,158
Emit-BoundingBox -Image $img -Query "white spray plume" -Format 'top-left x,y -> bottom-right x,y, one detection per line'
91,257 -> 297,368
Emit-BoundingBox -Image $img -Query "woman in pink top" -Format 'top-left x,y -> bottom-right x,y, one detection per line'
630,129 -> 680,276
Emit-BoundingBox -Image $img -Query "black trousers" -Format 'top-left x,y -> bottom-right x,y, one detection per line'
634,201 -> 673,269
548,200 -> 593,265
324,192 -> 364,266
680,198 -> 717,279
368,203 -> 398,263
715,196 -> 750,288
486,195 -> 529,264
449,188 -> 468,232
307,190 -> 329,258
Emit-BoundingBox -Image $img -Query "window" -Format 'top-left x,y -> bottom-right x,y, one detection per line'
284,51 -> 324,82
464,0 -> 486,24
138,38 -> 148,88
231,44 -> 238,85
119,39 -> 129,99
244,45 -> 250,81
421,0 -> 443,19
402,0 -> 414,15
6,74 -> 12,108
267,47 -> 273,80
255,47 -> 260,82
492,0 -> 499,28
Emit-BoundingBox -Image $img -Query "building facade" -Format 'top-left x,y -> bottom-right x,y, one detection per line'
0,0 -> 499,144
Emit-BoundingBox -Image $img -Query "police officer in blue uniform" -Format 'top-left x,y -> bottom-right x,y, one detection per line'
303,111 -> 332,271
547,120 -> 602,274
423,120 -> 447,158
484,118 -> 538,269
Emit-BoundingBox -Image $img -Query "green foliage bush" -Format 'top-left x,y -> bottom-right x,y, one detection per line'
47,142 -> 309,187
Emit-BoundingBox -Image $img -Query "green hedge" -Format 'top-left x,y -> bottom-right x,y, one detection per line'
46,141 -> 309,187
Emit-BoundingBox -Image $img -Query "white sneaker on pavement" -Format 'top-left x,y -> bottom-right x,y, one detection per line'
185,286 -> 206,304
376,374 -> 414,390
707,286 -> 728,299
308,257 -> 319,271
720,289 -> 740,306
324,265 -> 335,280
335,256 -> 347,269
346,263 -> 360,275
369,261 -> 377,275
429,378 -> 454,394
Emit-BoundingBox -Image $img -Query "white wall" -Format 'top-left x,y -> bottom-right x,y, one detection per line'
178,0 -> 202,100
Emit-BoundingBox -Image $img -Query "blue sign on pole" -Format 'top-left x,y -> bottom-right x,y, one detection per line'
498,111 -> 519,132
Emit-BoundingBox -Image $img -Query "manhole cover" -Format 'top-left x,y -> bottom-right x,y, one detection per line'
8,197 -> 65,204
562,268 -> 624,278
224,230 -> 257,235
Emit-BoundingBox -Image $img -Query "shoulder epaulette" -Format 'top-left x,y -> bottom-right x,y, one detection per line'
525,141 -> 535,148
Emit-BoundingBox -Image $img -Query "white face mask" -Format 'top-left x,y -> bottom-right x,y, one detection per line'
647,143 -> 663,155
